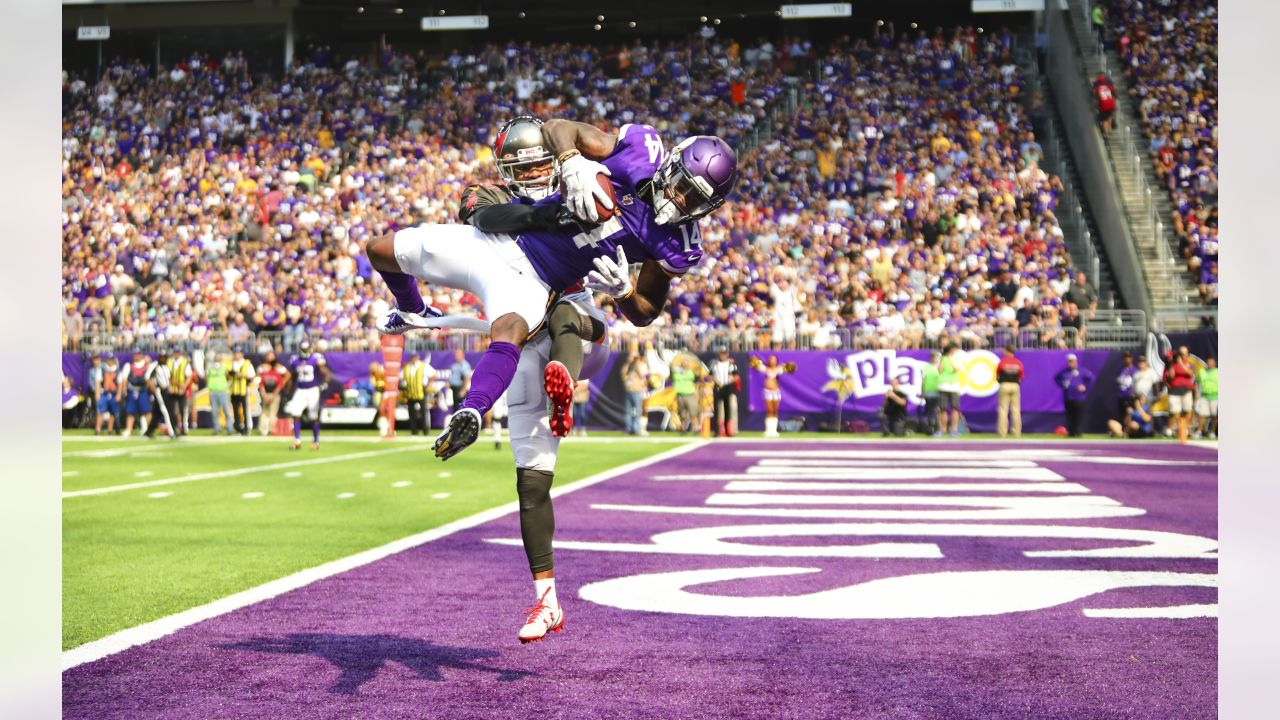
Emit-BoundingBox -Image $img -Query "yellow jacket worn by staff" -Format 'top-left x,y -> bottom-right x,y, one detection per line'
230,358 -> 256,396
403,361 -> 426,402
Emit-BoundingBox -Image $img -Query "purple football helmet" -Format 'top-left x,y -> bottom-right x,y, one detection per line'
651,135 -> 738,225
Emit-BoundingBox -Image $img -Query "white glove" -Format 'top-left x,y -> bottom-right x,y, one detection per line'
560,152 -> 614,222
585,245 -> 633,299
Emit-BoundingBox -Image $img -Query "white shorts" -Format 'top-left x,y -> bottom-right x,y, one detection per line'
1195,397 -> 1217,417
1167,392 -> 1193,415
285,387 -> 321,420
393,224 -> 552,333
507,296 -> 610,472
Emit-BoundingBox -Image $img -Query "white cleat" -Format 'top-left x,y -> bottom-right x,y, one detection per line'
518,589 -> 565,644
376,306 -> 444,335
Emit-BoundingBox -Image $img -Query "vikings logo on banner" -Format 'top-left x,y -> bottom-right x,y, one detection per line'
821,349 -> 1001,404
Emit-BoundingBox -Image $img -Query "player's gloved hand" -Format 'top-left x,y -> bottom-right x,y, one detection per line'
560,152 -> 614,222
585,245 -> 633,299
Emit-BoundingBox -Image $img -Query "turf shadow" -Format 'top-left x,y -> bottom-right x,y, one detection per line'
218,633 -> 532,694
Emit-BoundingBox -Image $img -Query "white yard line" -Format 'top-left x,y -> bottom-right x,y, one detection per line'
62,446 -> 423,499
62,440 -> 707,670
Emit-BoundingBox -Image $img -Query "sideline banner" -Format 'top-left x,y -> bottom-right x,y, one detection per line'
744,349 -> 1115,434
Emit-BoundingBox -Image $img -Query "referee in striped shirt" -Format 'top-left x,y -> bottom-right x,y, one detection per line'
709,347 -> 740,437
148,349 -> 176,439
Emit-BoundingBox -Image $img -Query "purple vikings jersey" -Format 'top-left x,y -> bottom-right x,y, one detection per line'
290,354 -> 326,389
515,124 -> 704,293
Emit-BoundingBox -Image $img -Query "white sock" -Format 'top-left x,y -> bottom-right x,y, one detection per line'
534,577 -> 558,607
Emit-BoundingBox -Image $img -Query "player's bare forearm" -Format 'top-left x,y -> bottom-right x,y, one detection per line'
616,260 -> 672,327
542,119 -> 617,160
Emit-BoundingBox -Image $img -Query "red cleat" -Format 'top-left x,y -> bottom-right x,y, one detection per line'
544,361 -> 575,439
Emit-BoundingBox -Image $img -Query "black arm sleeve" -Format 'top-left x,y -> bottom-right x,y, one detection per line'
466,203 -> 562,234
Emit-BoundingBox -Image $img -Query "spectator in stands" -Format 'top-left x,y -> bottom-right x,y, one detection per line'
63,301 -> 84,351
995,346 -> 1025,438
1091,3 -> 1106,35
1055,353 -> 1095,438
1061,302 -> 1086,349
1195,356 -> 1218,438
1063,272 -> 1098,319
1094,74 -> 1117,136
1114,351 -> 1138,422
621,350 -> 649,436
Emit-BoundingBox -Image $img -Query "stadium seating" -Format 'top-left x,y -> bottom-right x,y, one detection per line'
62,29 -> 1091,353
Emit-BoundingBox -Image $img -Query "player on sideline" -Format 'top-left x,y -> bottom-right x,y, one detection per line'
363,119 -> 738,461
453,116 -> 614,642
284,340 -> 328,451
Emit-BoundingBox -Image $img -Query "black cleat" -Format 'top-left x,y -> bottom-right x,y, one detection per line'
434,408 -> 481,461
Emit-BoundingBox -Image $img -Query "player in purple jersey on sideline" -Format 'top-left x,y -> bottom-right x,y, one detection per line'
362,118 -> 738,461
283,340 -> 329,450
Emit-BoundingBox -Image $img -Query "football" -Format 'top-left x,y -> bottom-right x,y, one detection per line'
594,173 -> 617,220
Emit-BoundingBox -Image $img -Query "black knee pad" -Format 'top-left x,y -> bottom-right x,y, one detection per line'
516,467 -> 555,574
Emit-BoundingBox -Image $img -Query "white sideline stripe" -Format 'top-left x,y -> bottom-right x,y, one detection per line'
722,481 -> 1092,494
62,447 -> 422,498
61,440 -> 707,670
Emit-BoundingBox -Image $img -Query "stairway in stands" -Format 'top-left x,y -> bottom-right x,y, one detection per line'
1063,0 -> 1201,329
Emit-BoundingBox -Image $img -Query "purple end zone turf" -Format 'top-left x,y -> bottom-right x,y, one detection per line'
64,441 -> 1216,719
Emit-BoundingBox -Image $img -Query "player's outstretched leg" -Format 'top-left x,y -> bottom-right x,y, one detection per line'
434,314 -> 527,460
364,233 -> 444,334
544,361 -> 575,438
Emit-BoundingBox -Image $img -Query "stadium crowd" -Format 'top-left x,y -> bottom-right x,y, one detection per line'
1109,0 -> 1217,305
62,26 -> 1095,355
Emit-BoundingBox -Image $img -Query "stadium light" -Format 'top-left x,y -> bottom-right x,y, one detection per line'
714,18 -> 721,24
597,15 -> 605,21
700,15 -> 708,22
518,12 -> 526,18
593,23 -> 602,30
357,6 -> 364,13
439,9 -> 446,15
876,19 -> 884,26
910,22 -> 918,29
628,21 -> 637,28
394,7 -> 404,14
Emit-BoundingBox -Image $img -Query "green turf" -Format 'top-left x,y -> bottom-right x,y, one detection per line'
62,434 -> 685,650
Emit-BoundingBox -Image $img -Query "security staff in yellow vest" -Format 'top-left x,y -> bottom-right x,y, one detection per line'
229,349 -> 257,436
403,354 -> 429,436
165,350 -> 195,436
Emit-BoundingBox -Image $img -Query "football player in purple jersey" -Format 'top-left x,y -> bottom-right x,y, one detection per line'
362,118 -> 737,463
283,340 -> 329,450
459,116 -> 614,642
